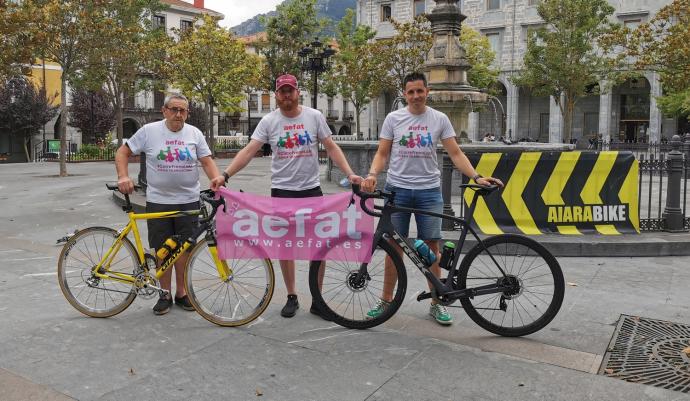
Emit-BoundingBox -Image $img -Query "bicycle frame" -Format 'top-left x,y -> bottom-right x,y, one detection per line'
360,185 -> 511,301
91,192 -> 231,286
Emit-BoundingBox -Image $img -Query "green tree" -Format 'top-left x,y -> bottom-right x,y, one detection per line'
512,0 -> 620,143
376,16 -> 433,99
68,88 -> 116,145
461,25 -> 499,92
0,1 -> 45,80
166,14 -> 261,154
331,9 -> 388,137
27,0 -> 96,176
76,0 -> 168,147
256,0 -> 326,91
0,76 -> 58,161
618,0 -> 690,120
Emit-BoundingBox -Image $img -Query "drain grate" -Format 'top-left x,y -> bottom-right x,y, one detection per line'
599,315 -> 690,393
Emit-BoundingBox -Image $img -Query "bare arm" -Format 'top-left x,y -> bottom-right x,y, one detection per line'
199,155 -> 223,190
115,145 -> 135,194
361,138 -> 392,192
441,137 -> 503,187
321,136 -> 360,183
211,139 -> 264,191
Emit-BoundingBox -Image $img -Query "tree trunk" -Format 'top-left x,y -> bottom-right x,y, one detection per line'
355,104 -> 362,139
208,99 -> 215,157
59,77 -> 68,177
23,138 -> 31,162
563,94 -> 575,144
115,99 -> 124,147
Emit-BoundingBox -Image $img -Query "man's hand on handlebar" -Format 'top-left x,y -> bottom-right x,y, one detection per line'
362,174 -> 377,193
117,176 -> 135,194
476,176 -> 504,188
210,175 -> 225,192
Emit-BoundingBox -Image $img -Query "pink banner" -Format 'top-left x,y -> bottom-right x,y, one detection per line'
216,189 -> 375,262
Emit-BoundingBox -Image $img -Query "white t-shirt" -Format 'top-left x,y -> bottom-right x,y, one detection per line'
127,120 -> 211,204
380,106 -> 456,189
251,107 -> 331,190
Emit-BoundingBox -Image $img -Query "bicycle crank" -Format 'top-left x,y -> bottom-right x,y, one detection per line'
134,272 -> 160,299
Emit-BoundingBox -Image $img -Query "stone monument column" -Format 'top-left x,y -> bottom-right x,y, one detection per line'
423,0 -> 487,138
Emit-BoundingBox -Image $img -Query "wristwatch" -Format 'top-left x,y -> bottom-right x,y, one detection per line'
472,174 -> 483,182
222,171 -> 230,183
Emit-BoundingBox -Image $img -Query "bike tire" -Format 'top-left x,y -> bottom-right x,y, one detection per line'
185,239 -> 275,327
57,227 -> 138,318
457,234 -> 564,337
309,238 -> 407,329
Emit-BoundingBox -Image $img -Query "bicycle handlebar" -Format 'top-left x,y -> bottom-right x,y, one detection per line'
351,183 -> 500,218
199,189 -> 225,222
351,184 -> 393,218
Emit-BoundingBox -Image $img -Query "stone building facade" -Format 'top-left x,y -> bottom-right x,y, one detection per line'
356,0 -> 688,144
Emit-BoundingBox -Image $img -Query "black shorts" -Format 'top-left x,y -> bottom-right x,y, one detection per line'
146,201 -> 200,251
270,186 -> 323,198
271,186 -> 322,263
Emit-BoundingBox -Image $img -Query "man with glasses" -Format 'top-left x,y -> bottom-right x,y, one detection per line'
211,74 -> 362,320
115,93 -> 224,315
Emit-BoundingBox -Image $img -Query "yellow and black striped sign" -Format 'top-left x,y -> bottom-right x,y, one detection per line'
464,151 -> 639,235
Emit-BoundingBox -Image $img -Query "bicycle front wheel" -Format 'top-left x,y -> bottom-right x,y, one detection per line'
185,239 -> 275,327
57,227 -> 138,318
309,239 -> 407,329
456,234 -> 564,337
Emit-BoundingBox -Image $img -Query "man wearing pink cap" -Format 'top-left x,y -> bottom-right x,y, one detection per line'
212,74 -> 362,319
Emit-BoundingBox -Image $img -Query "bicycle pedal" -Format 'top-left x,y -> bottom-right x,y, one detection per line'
417,291 -> 432,301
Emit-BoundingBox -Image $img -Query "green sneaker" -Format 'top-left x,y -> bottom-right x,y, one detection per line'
429,304 -> 453,325
366,299 -> 391,319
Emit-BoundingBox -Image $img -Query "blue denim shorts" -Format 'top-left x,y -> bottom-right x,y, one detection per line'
384,185 -> 443,240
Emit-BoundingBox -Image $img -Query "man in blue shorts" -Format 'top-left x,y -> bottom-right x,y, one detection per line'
361,72 -> 503,325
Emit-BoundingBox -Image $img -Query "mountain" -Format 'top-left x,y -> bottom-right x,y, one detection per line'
231,0 -> 356,37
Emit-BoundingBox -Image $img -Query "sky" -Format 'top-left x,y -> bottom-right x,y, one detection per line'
204,0 -> 284,28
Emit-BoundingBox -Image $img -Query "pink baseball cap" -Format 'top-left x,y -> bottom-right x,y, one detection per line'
276,74 -> 298,90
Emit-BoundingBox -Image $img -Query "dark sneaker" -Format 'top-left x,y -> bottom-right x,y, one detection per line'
153,296 -> 172,315
280,294 -> 299,318
174,295 -> 195,311
309,303 -> 332,321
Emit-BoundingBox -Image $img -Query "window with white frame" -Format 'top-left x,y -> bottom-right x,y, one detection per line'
485,32 -> 502,60
413,0 -> 425,17
381,4 -> 392,22
153,15 -> 166,30
487,0 -> 500,10
180,20 -> 193,33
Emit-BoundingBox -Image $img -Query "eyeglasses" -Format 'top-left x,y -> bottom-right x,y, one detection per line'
166,107 -> 188,114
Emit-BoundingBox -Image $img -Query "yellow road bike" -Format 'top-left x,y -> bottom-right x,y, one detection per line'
57,184 -> 275,327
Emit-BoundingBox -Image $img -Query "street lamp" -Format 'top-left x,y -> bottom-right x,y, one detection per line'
298,38 -> 336,109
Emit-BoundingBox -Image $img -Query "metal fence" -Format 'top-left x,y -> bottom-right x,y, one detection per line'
34,140 -> 115,162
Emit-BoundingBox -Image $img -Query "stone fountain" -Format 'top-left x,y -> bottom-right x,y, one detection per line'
423,0 -> 488,141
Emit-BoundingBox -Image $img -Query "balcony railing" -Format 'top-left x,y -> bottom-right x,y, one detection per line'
327,109 -> 339,119
343,111 -> 354,120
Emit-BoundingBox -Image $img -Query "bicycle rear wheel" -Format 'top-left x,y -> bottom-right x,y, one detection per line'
57,227 -> 138,318
185,239 -> 275,327
456,234 -> 564,337
309,239 -> 407,329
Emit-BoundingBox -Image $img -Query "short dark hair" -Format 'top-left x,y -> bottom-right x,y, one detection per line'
403,72 -> 427,88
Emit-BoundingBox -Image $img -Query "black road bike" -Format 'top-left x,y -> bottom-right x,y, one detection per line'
309,184 -> 565,336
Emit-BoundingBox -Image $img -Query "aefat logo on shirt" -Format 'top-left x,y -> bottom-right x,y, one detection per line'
400,124 -> 433,148
277,131 -> 314,149
156,146 -> 192,162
